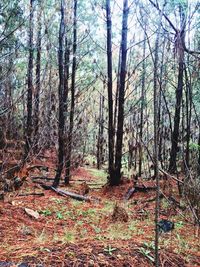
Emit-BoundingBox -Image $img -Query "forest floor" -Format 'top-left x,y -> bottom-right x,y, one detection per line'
0,150 -> 200,266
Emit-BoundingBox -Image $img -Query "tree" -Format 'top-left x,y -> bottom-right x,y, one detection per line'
33,0 -> 42,151
65,0 -> 78,184
168,3 -> 186,173
25,0 -> 34,158
53,0 -> 65,187
106,0 -> 115,184
114,0 -> 129,185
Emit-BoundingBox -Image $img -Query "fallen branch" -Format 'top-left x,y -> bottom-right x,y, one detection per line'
159,168 -> 184,184
39,184 -> 92,202
124,186 -> 157,200
124,188 -> 136,200
51,187 -> 92,202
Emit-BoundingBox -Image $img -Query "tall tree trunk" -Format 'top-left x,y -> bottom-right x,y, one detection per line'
34,0 -> 42,151
184,66 -> 192,171
113,52 -> 121,154
153,12 -> 163,267
158,39 -> 167,169
99,95 -> 105,167
97,93 -> 104,169
198,131 -> 200,175
114,0 -> 129,185
138,30 -> 146,177
106,0 -> 115,184
45,26 -> 53,148
25,0 -> 34,158
168,6 -> 185,173
53,0 -> 65,188
5,48 -> 13,139
65,0 -> 77,184
168,54 -> 185,173
63,35 -> 70,114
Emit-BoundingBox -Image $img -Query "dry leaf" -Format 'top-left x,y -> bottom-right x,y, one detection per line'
24,208 -> 39,219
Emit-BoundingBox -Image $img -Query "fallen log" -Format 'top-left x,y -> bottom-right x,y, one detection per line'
51,187 -> 91,202
124,187 -> 136,200
124,186 -> 157,200
39,183 -> 92,202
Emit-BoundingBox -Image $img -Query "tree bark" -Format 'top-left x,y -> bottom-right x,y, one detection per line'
184,66 -> 192,172
97,93 -> 104,169
25,0 -> 34,157
139,30 -> 146,177
65,0 -> 77,184
168,33 -> 185,173
53,0 -> 65,187
153,5 -> 163,266
114,0 -> 129,185
106,0 -> 115,184
34,0 -> 42,151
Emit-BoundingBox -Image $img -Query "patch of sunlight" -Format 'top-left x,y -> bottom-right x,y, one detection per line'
87,168 -> 107,183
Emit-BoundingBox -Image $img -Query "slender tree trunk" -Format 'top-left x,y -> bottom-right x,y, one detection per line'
114,0 -> 129,185
168,53 -> 184,173
53,0 -> 65,188
63,35 -> 70,113
46,29 -> 53,148
106,0 -> 115,184
158,40 -> 167,168
5,49 -> 13,139
97,93 -> 102,170
153,6 -> 163,267
138,31 -> 146,177
34,0 -> 42,151
168,7 -> 185,173
198,131 -> 200,175
25,0 -> 34,158
100,96 -> 105,167
113,52 -> 121,154
65,0 -> 77,184
97,94 -> 104,169
184,66 -> 192,171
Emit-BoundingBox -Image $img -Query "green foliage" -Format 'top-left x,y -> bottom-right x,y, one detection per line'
50,198 -> 64,204
189,142 -> 200,151
176,221 -> 184,229
88,168 -> 107,184
56,211 -> 64,219
39,209 -> 52,216
93,226 -> 101,234
166,0 -> 187,13
104,245 -> 117,256
63,232 -> 75,243
175,233 -> 189,253
139,247 -> 154,263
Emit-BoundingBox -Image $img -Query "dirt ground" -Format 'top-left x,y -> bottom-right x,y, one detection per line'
0,150 -> 200,266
